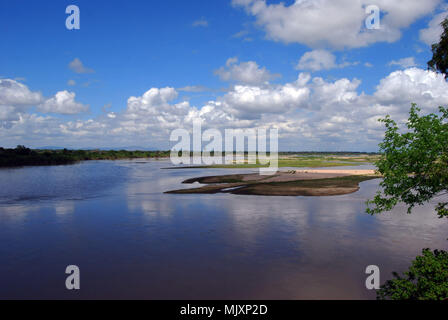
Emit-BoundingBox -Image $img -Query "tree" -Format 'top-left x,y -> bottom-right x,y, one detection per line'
377,249 -> 448,300
366,104 -> 448,218
367,106 -> 448,300
371,13 -> 448,301
14,145 -> 32,155
428,17 -> 448,78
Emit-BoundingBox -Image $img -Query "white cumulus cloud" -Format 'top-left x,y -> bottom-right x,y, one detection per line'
2,66 -> 448,151
296,50 -> 358,72
420,8 -> 448,46
0,79 -> 43,128
375,67 -> 448,109
38,91 -> 89,114
214,57 -> 280,85
232,0 -> 440,49
0,79 -> 42,107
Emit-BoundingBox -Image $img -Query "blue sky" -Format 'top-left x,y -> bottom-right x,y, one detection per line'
1,0 -> 448,151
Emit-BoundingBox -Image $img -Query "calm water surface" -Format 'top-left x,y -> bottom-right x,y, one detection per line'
0,160 -> 447,299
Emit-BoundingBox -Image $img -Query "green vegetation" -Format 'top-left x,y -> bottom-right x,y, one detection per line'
371,25 -> 448,300
323,156 -> 380,163
276,157 -> 375,167
367,105 -> 448,300
377,249 -> 448,300
366,107 -> 448,300
278,151 -> 378,157
0,146 -> 170,167
182,160 -> 353,169
170,154 -> 379,169
366,105 -> 448,218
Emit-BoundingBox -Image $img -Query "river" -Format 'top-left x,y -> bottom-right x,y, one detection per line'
0,159 -> 447,299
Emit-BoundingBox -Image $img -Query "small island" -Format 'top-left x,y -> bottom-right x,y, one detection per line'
166,169 -> 381,197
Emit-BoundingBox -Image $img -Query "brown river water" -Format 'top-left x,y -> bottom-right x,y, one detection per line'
0,160 -> 447,299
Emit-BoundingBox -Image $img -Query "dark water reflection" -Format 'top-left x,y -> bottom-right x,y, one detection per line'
0,160 -> 447,299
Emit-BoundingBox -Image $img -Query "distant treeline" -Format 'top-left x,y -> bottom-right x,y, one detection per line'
0,146 -> 379,168
0,146 -> 170,168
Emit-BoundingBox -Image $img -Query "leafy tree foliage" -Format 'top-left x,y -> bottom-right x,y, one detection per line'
377,249 -> 448,300
376,15 -> 448,301
428,18 -> 448,78
366,104 -> 448,218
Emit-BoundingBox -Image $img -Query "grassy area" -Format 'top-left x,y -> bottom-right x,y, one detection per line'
0,146 -> 170,167
1,147 -> 379,169
171,154 -> 378,169
324,156 -> 380,163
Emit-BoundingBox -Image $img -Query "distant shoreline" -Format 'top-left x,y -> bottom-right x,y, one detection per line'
0,146 -> 170,168
1,147 -> 379,169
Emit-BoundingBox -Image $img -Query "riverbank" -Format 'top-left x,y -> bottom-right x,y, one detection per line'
164,154 -> 380,169
0,146 -> 170,167
166,169 -> 380,196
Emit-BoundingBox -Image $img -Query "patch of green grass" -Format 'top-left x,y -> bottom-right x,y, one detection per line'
176,158 -> 366,169
277,159 -> 362,167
